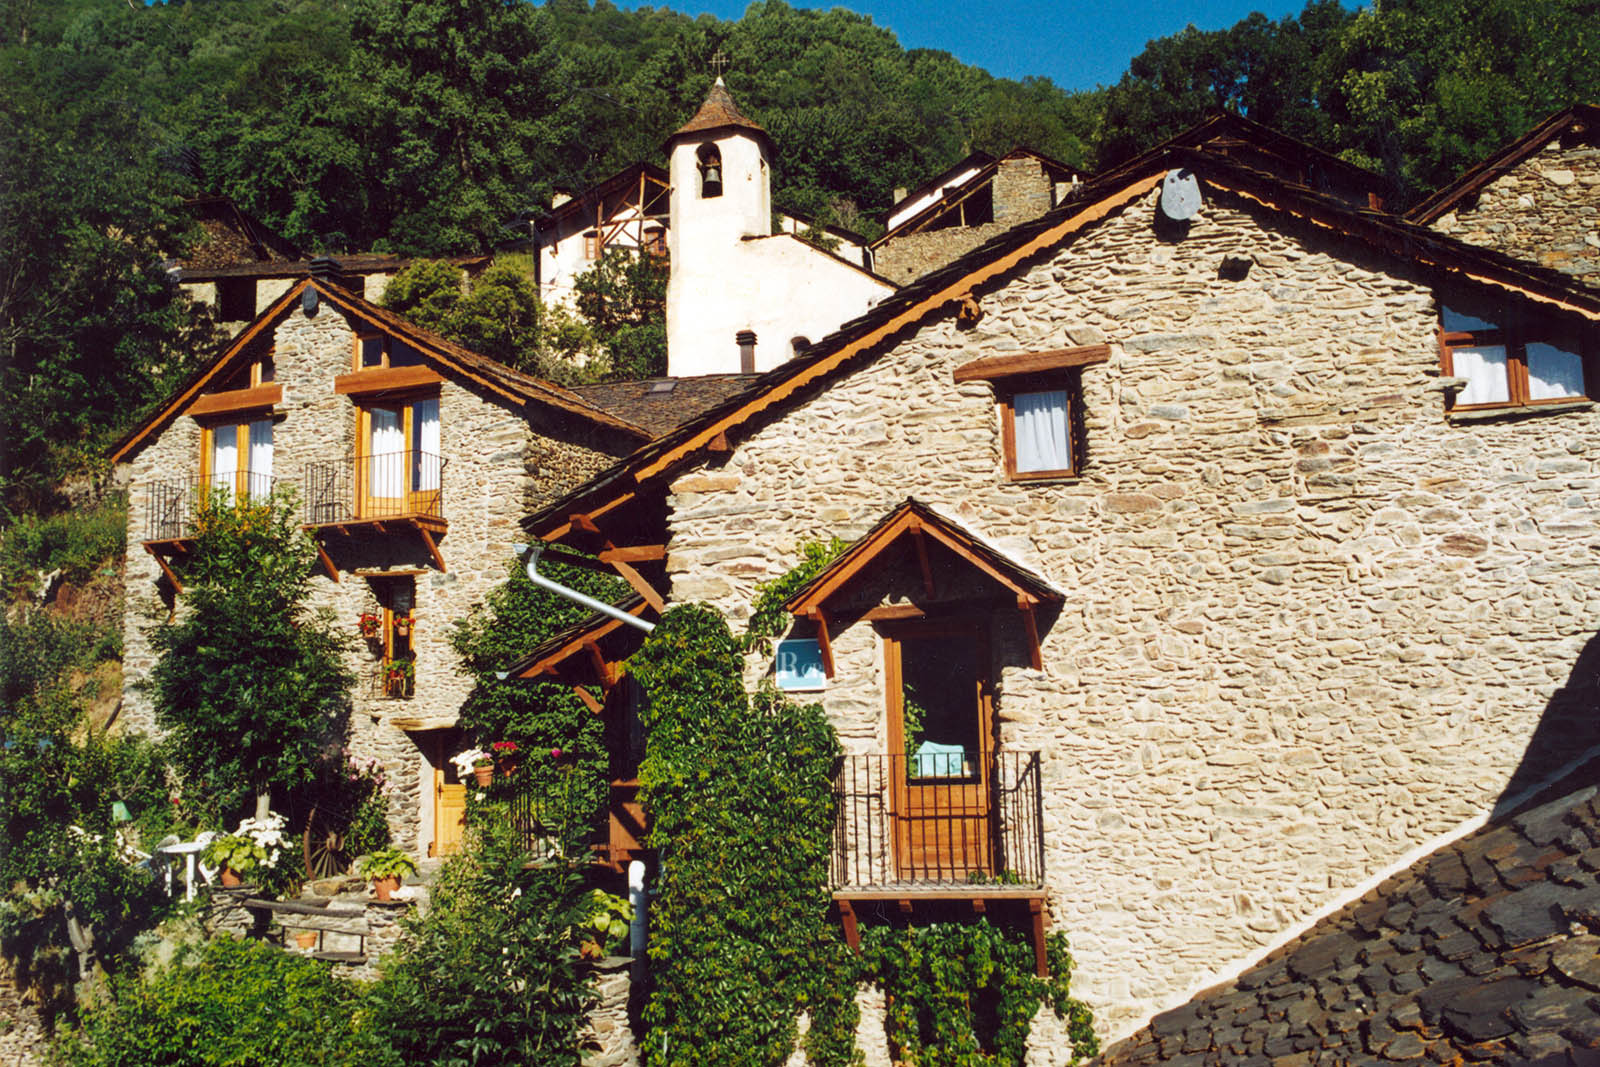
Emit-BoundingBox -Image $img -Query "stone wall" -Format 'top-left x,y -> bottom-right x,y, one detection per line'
1427,133 -> 1600,282
661,186 -> 1600,1043
873,157 -> 1056,286
117,298 -> 633,856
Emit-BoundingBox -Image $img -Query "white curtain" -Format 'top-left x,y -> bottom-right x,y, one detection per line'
412,398 -> 441,492
210,426 -> 238,499
1013,389 -> 1071,473
247,419 -> 273,500
1451,345 -> 1510,406
1527,342 -> 1586,400
370,408 -> 404,497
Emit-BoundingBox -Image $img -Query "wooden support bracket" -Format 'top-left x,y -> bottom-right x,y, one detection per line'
418,528 -> 446,574
811,609 -> 835,678
910,521 -> 936,598
570,512 -> 600,534
1019,596 -> 1041,670
573,686 -> 603,715
313,540 -> 340,583
839,900 -> 860,952
583,640 -> 616,688
610,558 -> 666,614
144,545 -> 184,594
1029,898 -> 1049,978
597,544 -> 667,564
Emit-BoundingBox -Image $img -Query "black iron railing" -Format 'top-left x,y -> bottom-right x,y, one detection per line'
144,472 -> 278,541
366,661 -> 414,701
830,751 -> 1045,889
302,452 -> 447,525
507,769 -> 607,864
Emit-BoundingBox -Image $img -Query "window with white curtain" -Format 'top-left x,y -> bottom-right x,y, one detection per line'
1441,302 -> 1589,411
1012,390 -> 1072,474
412,397 -> 440,493
207,418 -> 274,500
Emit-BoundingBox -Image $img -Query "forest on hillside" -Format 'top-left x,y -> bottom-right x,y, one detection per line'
2,0 -> 1598,512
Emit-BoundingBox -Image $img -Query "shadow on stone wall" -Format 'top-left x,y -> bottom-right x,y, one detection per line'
1493,628 -> 1600,815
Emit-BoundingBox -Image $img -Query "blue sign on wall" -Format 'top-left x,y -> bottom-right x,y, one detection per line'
775,639 -> 826,692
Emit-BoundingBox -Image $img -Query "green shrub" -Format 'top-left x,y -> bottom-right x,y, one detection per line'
54,935 -> 397,1067
0,495 -> 126,600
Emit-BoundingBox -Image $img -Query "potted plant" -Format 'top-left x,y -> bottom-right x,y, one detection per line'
358,612 -> 382,639
449,748 -> 492,787
472,754 -> 494,787
492,739 -> 520,777
201,812 -> 288,889
357,847 -> 417,902
294,930 -> 319,951
393,614 -> 414,638
384,658 -> 414,698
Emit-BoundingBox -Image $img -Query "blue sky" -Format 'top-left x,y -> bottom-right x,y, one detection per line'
657,0 -> 1312,91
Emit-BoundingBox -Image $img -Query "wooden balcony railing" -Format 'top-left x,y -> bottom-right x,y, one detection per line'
144,472 -> 279,542
302,452 -> 447,526
830,751 -> 1045,890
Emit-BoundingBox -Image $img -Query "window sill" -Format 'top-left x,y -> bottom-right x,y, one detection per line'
1446,400 -> 1595,425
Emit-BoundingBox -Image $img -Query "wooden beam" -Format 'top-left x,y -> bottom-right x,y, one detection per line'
570,512 -> 600,534
953,345 -> 1112,383
1029,898 -> 1050,978
910,522 -> 936,598
417,528 -> 446,573
812,609 -> 835,678
610,558 -> 666,614
333,365 -> 445,396
596,544 -> 667,564
1019,596 -> 1041,671
313,540 -> 339,583
144,545 -> 184,594
583,640 -> 616,688
863,603 -> 927,621
707,431 -> 731,453
971,898 -> 987,916
838,899 -> 860,953
539,545 -> 615,574
186,383 -> 282,418
573,686 -> 603,715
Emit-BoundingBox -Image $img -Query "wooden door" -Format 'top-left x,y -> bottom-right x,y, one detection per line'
359,405 -> 405,518
884,623 -> 995,881
430,732 -> 466,857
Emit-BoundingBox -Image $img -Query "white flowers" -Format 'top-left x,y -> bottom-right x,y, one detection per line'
235,811 -> 288,870
450,748 -> 488,779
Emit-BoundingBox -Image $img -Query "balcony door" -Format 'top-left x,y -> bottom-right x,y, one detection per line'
883,621 -> 996,881
202,418 -> 273,502
358,396 -> 440,519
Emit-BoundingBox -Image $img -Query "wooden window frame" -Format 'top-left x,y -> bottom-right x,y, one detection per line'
954,345 -> 1108,482
583,231 -> 601,260
355,391 -> 441,517
355,331 -> 390,370
199,417 -> 271,498
1439,308 -> 1594,413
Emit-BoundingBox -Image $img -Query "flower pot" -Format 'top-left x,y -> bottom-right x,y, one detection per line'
373,875 -> 401,901
473,765 -> 494,787
220,866 -> 242,888
295,930 -> 318,950
498,759 -> 520,778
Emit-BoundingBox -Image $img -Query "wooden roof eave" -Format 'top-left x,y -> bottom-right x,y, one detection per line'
503,597 -> 651,683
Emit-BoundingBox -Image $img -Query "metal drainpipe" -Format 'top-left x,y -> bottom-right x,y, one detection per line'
513,543 -> 657,633
627,859 -> 648,956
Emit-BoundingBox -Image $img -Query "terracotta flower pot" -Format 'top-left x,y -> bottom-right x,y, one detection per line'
220,866 -> 242,888
295,931 -> 318,950
373,874 -> 401,902
473,765 -> 494,787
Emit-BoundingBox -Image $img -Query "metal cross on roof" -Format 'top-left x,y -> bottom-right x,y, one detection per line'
710,50 -> 729,77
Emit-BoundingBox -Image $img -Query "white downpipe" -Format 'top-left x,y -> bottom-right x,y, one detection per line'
514,543 -> 657,633
627,859 -> 648,956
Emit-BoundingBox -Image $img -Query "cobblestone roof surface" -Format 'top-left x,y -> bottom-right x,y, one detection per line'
570,375 -> 760,438
1095,776 -> 1600,1066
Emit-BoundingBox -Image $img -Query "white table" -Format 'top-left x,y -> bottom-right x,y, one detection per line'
158,840 -> 208,901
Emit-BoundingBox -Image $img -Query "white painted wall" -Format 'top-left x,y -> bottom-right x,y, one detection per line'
884,164 -> 986,231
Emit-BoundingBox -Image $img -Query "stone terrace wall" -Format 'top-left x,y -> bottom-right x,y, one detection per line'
662,186 -> 1600,1042
118,300 -> 632,855
1428,134 -> 1600,282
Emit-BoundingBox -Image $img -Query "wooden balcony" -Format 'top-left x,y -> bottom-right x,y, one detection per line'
141,472 -> 279,589
301,452 -> 449,572
830,751 -> 1052,975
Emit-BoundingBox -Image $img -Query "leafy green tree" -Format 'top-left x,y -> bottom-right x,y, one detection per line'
147,491 -> 353,825
573,249 -> 668,381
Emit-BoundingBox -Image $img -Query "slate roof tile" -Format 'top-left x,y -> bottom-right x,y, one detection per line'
1093,769 -> 1600,1066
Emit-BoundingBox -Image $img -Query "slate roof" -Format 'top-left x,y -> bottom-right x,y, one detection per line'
1409,105 -> 1600,225
666,77 -> 771,150
569,375 -> 761,438
1093,772 -> 1600,1066
175,251 -> 490,282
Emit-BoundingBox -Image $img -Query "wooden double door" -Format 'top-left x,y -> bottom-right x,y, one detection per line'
882,621 -> 997,881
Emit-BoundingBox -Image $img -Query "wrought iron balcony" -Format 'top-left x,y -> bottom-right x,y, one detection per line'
144,472 -> 279,542
366,660 -> 414,701
302,452 -> 447,527
829,751 -> 1045,890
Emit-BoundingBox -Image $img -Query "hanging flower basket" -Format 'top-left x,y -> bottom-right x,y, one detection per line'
472,762 -> 494,788
492,740 -> 520,777
393,615 -> 414,638
358,613 -> 382,639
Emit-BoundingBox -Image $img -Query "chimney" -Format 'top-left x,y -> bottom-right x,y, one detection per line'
736,330 -> 757,374
308,256 -> 364,296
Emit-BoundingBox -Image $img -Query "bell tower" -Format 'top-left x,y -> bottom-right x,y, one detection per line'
665,77 -> 774,375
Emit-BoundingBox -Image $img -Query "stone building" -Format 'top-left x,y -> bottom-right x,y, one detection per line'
516,120 -> 1600,1057
1412,104 -> 1600,285
109,270 -> 654,857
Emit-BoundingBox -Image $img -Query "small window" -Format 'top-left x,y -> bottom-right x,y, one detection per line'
1005,388 -> 1074,477
953,345 -> 1106,481
1440,302 -> 1591,412
643,227 -> 666,257
359,333 -> 386,368
583,231 -> 600,260
218,277 -> 257,321
697,144 -> 723,199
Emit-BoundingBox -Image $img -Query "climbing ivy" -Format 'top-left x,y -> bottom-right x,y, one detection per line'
739,537 -> 849,655
862,924 -> 1099,1066
630,605 -> 848,1066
